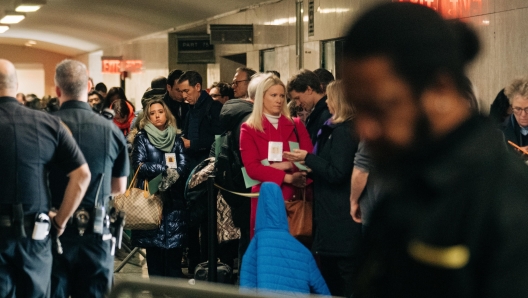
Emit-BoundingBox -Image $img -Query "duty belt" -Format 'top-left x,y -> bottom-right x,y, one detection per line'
0,214 -> 35,227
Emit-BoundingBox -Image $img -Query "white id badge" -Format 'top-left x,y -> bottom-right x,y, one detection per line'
165,153 -> 177,168
268,142 -> 283,162
32,222 -> 50,240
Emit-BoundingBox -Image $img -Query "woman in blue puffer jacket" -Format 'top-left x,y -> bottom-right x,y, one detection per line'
129,98 -> 189,278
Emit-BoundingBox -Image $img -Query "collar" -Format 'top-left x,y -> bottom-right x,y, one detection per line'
59,100 -> 92,111
307,95 -> 328,119
314,95 -> 328,110
0,96 -> 18,104
192,90 -> 211,109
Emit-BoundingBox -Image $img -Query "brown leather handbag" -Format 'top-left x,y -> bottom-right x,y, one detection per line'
285,186 -> 313,244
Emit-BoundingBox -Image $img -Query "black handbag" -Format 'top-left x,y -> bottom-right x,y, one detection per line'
194,260 -> 233,284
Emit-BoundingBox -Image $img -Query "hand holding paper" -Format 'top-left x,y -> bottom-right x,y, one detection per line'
283,142 -> 309,170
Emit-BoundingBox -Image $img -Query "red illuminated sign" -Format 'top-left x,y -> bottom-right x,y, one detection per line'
101,59 -> 143,74
394,0 -> 482,19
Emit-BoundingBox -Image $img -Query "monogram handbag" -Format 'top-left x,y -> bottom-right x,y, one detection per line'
114,164 -> 163,230
217,192 -> 241,243
285,186 -> 313,244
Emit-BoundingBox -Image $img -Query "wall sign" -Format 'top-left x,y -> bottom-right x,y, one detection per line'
101,58 -> 143,74
394,0 -> 483,18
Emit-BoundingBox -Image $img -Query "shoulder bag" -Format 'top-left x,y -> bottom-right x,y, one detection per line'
285,119 -> 313,243
114,164 -> 163,230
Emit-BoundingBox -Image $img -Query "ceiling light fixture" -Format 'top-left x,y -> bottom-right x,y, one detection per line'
0,25 -> 9,33
0,12 -> 26,24
15,0 -> 46,12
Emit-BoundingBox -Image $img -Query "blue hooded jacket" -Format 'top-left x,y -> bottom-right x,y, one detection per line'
240,182 -> 330,296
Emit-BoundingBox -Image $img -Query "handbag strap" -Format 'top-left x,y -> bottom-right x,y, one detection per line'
291,117 -> 300,143
125,163 -> 143,196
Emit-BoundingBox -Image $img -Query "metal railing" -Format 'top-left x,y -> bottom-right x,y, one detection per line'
110,276 -> 332,298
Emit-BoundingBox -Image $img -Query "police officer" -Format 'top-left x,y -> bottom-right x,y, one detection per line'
0,59 -> 91,297
48,60 -> 129,298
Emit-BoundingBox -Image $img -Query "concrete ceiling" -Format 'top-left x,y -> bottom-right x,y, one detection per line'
0,0 -> 278,56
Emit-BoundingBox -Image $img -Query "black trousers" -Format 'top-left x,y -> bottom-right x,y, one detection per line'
319,255 -> 357,298
51,230 -> 114,298
145,247 -> 184,278
0,235 -> 52,298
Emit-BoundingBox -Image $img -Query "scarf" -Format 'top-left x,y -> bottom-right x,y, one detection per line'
111,101 -> 135,136
144,123 -> 176,153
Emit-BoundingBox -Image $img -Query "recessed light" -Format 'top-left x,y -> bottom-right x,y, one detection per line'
0,12 -> 26,24
0,25 -> 9,33
16,5 -> 42,12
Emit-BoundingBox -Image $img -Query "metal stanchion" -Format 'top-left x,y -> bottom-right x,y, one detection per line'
207,175 -> 217,282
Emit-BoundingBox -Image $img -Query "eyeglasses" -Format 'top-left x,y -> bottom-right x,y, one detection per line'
231,80 -> 249,87
512,106 -> 528,115
210,93 -> 222,98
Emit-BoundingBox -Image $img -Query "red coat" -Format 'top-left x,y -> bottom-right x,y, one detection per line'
240,115 -> 313,238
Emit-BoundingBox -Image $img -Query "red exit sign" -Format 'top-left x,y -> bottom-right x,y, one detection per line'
102,59 -> 143,74
394,0 -> 482,18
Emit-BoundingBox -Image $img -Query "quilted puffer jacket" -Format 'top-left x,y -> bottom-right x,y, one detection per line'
130,130 -> 189,249
239,182 -> 330,296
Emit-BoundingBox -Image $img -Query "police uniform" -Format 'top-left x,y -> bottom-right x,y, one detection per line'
48,100 -> 129,298
0,96 -> 86,298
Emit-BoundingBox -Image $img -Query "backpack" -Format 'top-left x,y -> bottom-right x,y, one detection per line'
214,131 -> 246,194
184,157 -> 216,227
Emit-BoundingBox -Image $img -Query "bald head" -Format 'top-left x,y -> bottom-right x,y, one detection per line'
0,59 -> 18,97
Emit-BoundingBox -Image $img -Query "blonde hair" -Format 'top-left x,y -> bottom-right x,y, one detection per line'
246,75 -> 290,132
327,80 -> 355,124
139,98 -> 177,130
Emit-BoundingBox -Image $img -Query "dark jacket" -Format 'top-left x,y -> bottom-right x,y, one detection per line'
130,130 -> 189,249
183,90 -> 223,169
501,114 -> 528,151
218,99 -> 253,227
355,116 -> 528,298
162,92 -> 189,130
305,120 -> 362,256
305,95 -> 331,145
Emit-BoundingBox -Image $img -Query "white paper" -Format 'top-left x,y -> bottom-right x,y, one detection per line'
165,153 -> 177,168
268,142 -> 283,162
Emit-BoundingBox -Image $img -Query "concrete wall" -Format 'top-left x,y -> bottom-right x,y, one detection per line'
0,44 -> 71,97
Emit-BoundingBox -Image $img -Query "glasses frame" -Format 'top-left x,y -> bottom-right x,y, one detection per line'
231,79 -> 249,87
511,106 -> 528,115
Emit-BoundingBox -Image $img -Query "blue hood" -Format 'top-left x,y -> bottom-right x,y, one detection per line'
255,182 -> 289,232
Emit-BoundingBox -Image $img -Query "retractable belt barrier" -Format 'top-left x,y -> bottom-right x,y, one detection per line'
213,183 -> 259,198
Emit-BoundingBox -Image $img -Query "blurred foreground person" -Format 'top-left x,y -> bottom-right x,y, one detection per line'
0,59 -> 90,297
343,3 -> 528,297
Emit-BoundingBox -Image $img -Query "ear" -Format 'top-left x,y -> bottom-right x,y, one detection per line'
87,79 -> 93,92
306,86 -> 313,94
195,83 -> 202,91
55,86 -> 62,98
167,84 -> 171,91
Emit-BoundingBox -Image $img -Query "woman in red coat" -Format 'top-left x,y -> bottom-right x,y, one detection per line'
240,74 -> 313,238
